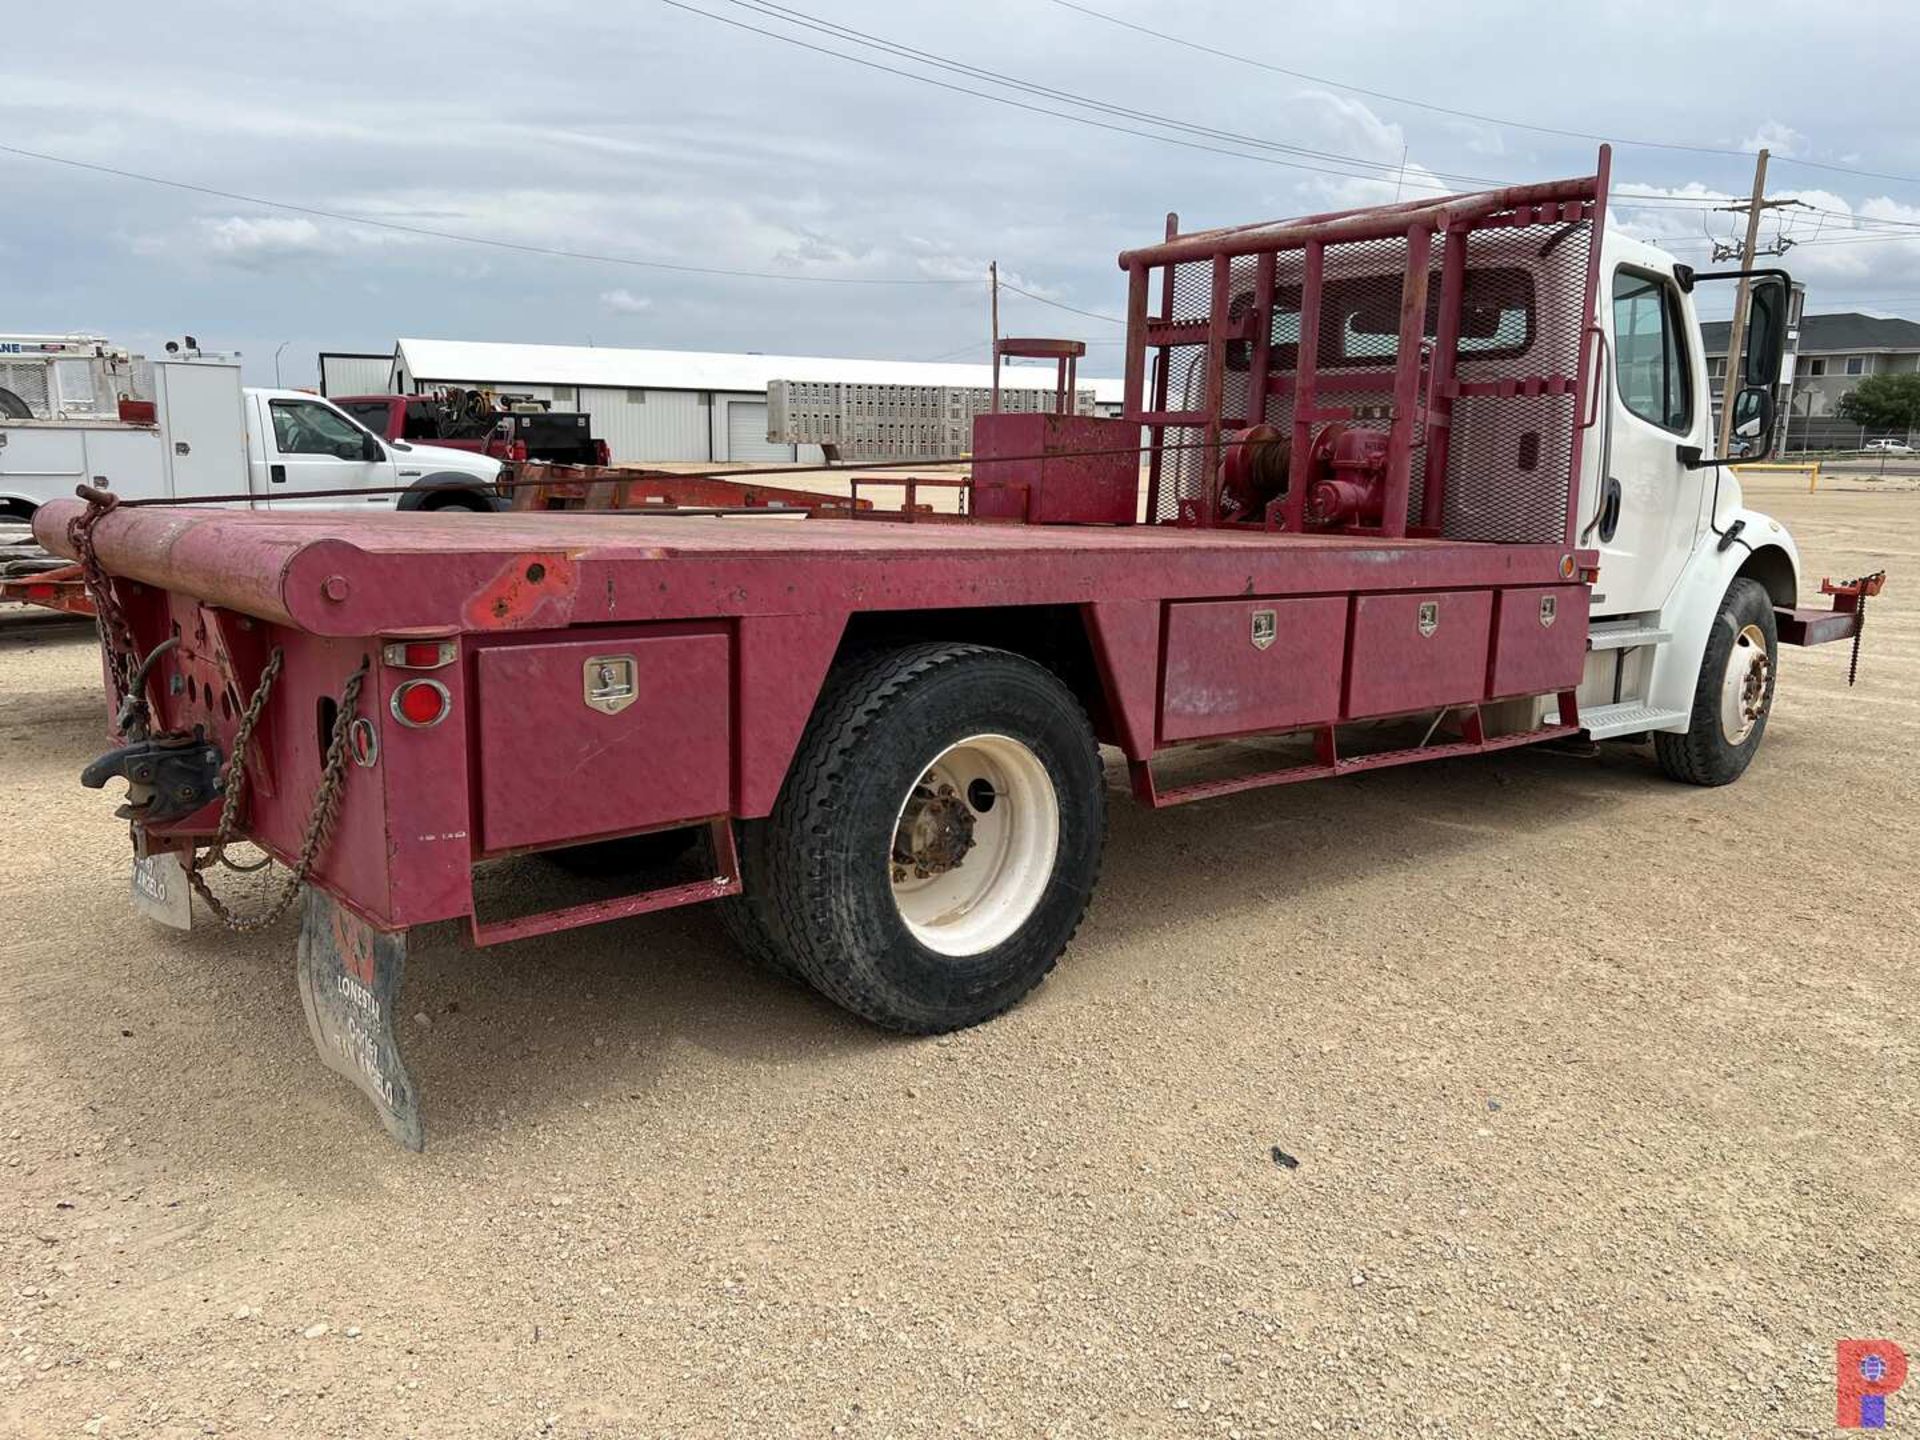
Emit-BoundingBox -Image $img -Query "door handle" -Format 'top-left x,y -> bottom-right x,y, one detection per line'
270,464 -> 286,484
1597,475 -> 1622,544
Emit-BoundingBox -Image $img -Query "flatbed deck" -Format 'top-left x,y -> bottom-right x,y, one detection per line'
39,503 -> 1588,638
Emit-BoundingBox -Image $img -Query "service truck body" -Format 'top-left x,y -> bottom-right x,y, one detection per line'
42,154 -> 1879,1148
2,361 -> 501,519
333,393 -> 610,469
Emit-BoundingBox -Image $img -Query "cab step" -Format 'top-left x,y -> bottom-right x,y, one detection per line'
1587,619 -> 1671,651
1579,701 -> 1689,739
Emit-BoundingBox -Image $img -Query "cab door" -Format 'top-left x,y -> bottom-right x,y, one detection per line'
1593,267 -> 1708,617
258,395 -> 388,509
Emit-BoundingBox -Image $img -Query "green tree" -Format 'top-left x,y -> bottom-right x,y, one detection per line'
1835,372 -> 1920,431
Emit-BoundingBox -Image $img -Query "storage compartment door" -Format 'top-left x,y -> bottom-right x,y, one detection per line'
1488,585 -> 1590,699
1160,596 -> 1347,743
1344,590 -> 1493,719
153,361 -> 247,500
475,630 -> 731,853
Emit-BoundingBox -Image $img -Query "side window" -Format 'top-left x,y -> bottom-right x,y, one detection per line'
271,399 -> 374,458
1612,270 -> 1692,432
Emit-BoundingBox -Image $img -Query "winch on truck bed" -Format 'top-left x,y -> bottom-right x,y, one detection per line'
40,148 -> 1884,1149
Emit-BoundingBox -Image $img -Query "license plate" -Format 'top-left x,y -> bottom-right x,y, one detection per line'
130,852 -> 191,930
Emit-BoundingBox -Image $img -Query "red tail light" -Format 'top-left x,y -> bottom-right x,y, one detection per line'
509,439 -> 529,463
391,679 -> 451,728
593,440 -> 611,467
381,640 -> 457,670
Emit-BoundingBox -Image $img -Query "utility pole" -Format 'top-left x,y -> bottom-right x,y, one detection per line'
989,259 -> 1001,414
1713,149 -> 1804,455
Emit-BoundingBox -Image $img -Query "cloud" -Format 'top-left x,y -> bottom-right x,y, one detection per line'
1608,180 -> 1920,311
10,0 -> 1918,384
1741,121 -> 1807,158
200,216 -> 338,268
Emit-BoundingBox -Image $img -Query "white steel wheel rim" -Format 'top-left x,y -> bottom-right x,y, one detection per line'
888,733 -> 1060,957
1719,622 -> 1772,746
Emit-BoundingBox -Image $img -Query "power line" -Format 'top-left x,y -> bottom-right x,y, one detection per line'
0,141 -> 976,286
916,339 -> 989,362
1045,0 -> 1920,189
710,0 -> 1512,191
998,280 -> 1126,325
655,0 -> 1507,193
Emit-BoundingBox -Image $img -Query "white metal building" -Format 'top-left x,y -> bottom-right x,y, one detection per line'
318,351 -> 395,398
384,339 -> 1123,464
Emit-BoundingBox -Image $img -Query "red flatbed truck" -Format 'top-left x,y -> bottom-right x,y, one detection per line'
40,152 -> 1880,1148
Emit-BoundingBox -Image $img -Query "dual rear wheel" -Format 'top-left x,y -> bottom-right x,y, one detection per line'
721,643 -> 1107,1033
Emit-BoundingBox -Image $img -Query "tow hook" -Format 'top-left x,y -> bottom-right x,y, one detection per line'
81,732 -> 224,823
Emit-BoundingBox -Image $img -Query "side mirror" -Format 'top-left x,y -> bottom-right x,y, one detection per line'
1728,385 -> 1774,459
1742,276 -> 1788,389
361,433 -> 384,463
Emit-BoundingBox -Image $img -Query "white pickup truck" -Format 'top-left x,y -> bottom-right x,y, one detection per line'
0,358 -> 501,521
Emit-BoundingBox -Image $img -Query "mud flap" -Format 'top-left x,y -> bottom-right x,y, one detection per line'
295,887 -> 425,1151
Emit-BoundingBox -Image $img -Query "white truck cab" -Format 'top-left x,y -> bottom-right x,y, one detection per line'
244,387 -> 502,511
1571,231 -> 1803,773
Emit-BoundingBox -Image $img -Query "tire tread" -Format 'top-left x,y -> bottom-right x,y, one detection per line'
751,643 -> 1104,1033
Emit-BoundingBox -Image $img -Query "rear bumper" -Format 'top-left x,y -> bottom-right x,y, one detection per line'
1775,605 -> 1858,647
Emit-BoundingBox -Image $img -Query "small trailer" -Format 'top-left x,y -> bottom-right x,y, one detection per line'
41,151 -> 1881,1148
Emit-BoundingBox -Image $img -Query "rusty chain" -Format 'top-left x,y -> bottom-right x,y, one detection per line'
66,484 -> 370,933
195,646 -> 285,870
67,485 -> 140,707
1848,581 -> 1870,687
187,652 -> 370,934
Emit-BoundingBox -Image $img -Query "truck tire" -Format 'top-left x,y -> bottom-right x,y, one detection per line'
745,642 -> 1106,1033
397,477 -> 498,513
1655,577 -> 1778,786
419,490 -> 494,513
714,820 -> 807,983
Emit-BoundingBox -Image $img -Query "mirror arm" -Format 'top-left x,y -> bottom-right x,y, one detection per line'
1677,443 -> 1740,471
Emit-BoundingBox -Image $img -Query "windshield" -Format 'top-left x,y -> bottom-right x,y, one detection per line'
337,400 -> 392,433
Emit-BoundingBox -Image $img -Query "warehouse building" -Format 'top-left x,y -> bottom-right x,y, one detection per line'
317,351 -> 394,398
376,339 -> 1122,464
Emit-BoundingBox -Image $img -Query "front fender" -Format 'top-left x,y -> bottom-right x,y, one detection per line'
394,472 -> 507,512
1647,510 -> 1800,717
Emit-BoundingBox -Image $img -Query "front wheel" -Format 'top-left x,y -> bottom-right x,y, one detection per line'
1655,577 -> 1779,786
739,643 -> 1106,1033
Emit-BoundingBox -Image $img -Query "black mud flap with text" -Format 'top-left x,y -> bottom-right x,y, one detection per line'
296,887 -> 425,1151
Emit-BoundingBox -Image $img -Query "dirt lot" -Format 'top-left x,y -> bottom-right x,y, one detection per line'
1,476 -> 1914,1439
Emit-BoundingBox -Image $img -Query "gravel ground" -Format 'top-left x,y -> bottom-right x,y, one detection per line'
1,476 -> 1914,1439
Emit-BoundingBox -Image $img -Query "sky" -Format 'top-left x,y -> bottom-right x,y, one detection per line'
6,0 -> 1920,388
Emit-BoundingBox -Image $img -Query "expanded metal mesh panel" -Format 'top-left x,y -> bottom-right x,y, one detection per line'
0,362 -> 51,417
1438,217 -> 1592,543
1157,424 -> 1207,520
1311,233 -> 1422,529
1168,259 -> 1213,325
1441,395 -> 1574,541
1136,199 -> 1594,541
1158,343 -> 1209,521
